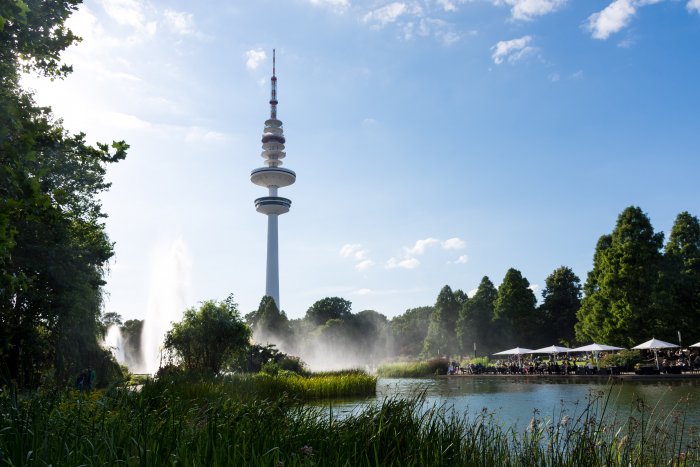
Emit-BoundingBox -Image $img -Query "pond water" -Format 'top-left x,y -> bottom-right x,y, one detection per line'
325,376 -> 700,431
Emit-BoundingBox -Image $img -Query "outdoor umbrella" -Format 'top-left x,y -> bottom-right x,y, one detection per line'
531,345 -> 573,354
690,342 -> 700,348
493,347 -> 534,368
570,343 -> 624,367
632,338 -> 679,369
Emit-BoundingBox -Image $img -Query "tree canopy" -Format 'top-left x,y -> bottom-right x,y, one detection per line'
164,296 -> 251,374
1,0 -> 127,387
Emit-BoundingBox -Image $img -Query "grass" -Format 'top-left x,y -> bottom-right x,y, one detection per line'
1,380 -> 699,465
377,358 -> 449,377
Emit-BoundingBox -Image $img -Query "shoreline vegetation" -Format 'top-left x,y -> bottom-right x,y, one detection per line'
2,378 -> 698,466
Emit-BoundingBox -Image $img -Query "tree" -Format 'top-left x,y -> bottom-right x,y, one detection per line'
120,319 -> 144,368
389,306 -> 433,356
575,207 -> 665,346
539,266 -> 581,346
456,276 -> 497,356
493,269 -> 537,348
422,285 -> 460,357
305,297 -> 352,326
0,0 -> 127,387
246,295 -> 291,346
664,211 -> 700,343
164,295 -> 251,374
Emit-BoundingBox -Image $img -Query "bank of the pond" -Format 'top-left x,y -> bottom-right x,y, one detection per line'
2,379 -> 699,466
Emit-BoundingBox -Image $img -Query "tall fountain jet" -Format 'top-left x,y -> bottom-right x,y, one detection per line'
251,50 -> 295,309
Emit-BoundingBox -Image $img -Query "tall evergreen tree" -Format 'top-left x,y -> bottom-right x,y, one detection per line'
493,269 -> 537,348
664,211 -> 700,344
422,285 -> 460,357
389,306 -> 433,356
575,207 -> 665,346
456,276 -> 497,356
539,266 -> 581,346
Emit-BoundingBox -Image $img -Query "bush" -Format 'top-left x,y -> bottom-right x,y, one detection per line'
427,357 -> 449,375
601,350 -> 643,370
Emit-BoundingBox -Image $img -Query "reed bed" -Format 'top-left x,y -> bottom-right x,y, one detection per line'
377,358 -> 448,377
1,382 -> 698,466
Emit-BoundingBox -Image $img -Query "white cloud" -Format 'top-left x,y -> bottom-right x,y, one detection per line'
494,0 -> 567,21
467,288 -> 478,298
586,0 -> 635,40
363,2 -> 414,27
100,0 -> 156,36
183,126 -> 227,144
163,9 -> 195,35
406,237 -> 440,255
441,237 -> 465,250
586,0 -> 660,40
309,0 -> 350,13
386,257 -> 420,269
548,72 -> 560,82
355,259 -> 375,271
491,35 -> 535,64
437,0 -> 458,12
355,288 -> 373,295
689,0 -> 700,13
245,48 -> 267,70
529,284 -> 541,293
455,254 -> 469,264
339,243 -> 368,260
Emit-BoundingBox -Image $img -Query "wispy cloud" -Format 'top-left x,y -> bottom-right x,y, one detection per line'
441,237 -> 465,250
491,35 -> 535,64
363,2 -> 420,27
689,0 -> 700,13
494,0 -> 567,21
386,257 -> 421,269
406,237 -> 440,255
100,0 -> 156,37
586,0 -> 660,40
340,243 -> 375,270
245,48 -> 267,70
308,0 -> 350,13
163,9 -> 195,35
454,254 -> 469,264
355,288 -> 373,295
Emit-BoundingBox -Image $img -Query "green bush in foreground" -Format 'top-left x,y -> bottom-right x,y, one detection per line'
1,382 -> 698,466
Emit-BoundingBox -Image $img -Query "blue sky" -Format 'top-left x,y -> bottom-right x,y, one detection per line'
23,0 -> 700,321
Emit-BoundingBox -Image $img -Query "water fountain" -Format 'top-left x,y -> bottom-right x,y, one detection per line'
140,238 -> 192,374
103,324 -> 126,364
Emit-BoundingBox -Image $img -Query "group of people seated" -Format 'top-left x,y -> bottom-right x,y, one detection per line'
456,350 -> 700,376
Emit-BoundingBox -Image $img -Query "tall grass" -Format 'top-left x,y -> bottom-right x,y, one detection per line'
1,382 -> 698,466
377,358 -> 449,377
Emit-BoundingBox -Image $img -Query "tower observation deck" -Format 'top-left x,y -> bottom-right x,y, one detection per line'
251,50 -> 295,309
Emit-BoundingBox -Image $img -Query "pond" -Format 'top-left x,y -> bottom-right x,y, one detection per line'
324,376 -> 700,431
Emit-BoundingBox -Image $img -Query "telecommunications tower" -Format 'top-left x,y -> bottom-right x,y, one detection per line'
250,50 -> 295,309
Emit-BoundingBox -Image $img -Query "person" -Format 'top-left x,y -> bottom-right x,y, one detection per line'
88,367 -> 96,390
585,361 -> 595,375
76,369 -> 88,391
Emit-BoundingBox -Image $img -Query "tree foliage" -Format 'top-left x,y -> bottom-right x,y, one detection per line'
246,295 -> 291,346
575,207 -> 665,346
493,269 -> 537,348
164,296 -> 251,374
422,285 -> 461,357
389,306 -> 433,356
539,266 -> 581,346
304,297 -> 352,326
0,0 -> 127,387
456,276 -> 497,356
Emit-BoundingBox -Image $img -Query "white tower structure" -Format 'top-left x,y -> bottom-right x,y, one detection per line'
251,50 -> 295,309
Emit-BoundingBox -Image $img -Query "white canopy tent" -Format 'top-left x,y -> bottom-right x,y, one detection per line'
632,338 -> 679,369
493,347 -> 534,367
690,342 -> 700,348
531,345 -> 573,354
570,343 -> 624,367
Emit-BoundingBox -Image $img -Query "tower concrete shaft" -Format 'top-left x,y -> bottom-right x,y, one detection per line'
251,50 -> 295,310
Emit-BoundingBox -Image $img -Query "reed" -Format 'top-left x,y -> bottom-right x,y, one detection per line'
1,382 -> 698,466
377,358 -> 449,377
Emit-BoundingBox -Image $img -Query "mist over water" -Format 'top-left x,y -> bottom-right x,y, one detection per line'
140,238 -> 192,374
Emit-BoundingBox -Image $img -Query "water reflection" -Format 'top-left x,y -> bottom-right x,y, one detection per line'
323,377 -> 700,431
